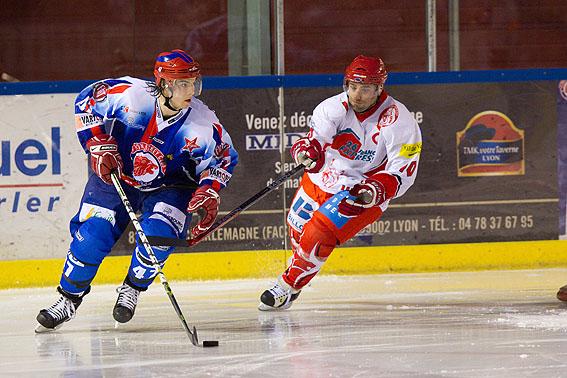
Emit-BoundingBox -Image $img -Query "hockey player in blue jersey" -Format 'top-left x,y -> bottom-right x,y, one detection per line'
35,49 -> 238,332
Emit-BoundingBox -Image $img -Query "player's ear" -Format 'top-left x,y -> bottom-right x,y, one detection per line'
160,80 -> 173,98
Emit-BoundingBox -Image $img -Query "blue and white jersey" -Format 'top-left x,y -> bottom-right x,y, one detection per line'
74,76 -> 238,191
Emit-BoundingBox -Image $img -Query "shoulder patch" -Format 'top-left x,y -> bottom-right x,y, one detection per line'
399,143 -> 422,158
378,105 -> 399,127
92,83 -> 109,102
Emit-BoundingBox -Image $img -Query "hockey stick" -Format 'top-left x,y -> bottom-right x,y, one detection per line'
121,174 -> 198,191
111,172 -> 200,346
147,163 -> 305,247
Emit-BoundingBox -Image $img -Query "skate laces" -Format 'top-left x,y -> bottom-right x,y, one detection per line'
269,283 -> 291,303
45,296 -> 76,322
116,284 -> 140,310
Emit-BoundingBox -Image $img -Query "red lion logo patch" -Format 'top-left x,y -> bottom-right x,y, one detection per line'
130,142 -> 166,183
133,155 -> 158,176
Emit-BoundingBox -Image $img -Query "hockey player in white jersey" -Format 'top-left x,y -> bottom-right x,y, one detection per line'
259,55 -> 422,310
35,49 -> 238,331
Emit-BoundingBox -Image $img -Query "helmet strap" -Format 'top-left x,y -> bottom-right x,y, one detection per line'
159,80 -> 182,113
163,96 -> 181,112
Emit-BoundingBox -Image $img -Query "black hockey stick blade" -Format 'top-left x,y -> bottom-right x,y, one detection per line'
147,164 -> 305,247
160,278 -> 199,345
111,172 -> 201,346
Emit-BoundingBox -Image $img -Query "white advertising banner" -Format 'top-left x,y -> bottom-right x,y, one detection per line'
0,93 -> 87,260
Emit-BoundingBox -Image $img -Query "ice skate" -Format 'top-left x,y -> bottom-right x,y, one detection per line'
35,287 -> 83,333
557,285 -> 567,302
113,282 -> 141,323
258,278 -> 301,311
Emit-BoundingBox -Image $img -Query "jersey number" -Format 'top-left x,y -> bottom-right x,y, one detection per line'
133,266 -> 147,279
399,161 -> 417,177
64,261 -> 74,277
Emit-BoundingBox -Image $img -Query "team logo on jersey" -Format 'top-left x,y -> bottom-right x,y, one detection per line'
214,142 -> 230,158
92,83 -> 109,102
331,129 -> 362,160
372,107 -> 397,143
182,137 -> 200,153
131,142 -> 167,183
378,105 -> 399,127
321,166 -> 341,188
456,111 -> 524,177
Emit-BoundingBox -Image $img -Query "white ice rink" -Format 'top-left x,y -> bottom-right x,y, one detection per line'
3,269 -> 567,377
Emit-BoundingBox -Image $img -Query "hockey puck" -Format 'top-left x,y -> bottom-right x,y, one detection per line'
202,340 -> 219,347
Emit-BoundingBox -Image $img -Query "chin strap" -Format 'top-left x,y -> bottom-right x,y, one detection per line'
163,95 -> 181,112
159,81 -> 182,113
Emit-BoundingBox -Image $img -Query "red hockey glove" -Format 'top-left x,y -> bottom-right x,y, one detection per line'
290,137 -> 324,173
86,134 -> 123,184
338,178 -> 387,217
187,185 -> 220,238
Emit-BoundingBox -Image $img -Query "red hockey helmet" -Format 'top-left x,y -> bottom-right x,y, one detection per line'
344,55 -> 388,87
153,49 -> 201,83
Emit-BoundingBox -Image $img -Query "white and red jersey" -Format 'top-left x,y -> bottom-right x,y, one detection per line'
306,90 -> 422,210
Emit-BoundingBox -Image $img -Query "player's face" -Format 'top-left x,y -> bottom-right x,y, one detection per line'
347,82 -> 381,113
169,78 -> 196,109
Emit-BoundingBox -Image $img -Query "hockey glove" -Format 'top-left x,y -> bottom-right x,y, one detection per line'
187,185 -> 220,238
290,137 -> 325,173
338,178 -> 387,217
86,134 -> 123,184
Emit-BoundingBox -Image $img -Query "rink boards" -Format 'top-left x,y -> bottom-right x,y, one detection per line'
3,239 -> 567,289
1,70 -> 567,288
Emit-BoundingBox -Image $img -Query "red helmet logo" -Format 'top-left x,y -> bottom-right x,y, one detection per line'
344,55 -> 388,86
154,49 -> 200,84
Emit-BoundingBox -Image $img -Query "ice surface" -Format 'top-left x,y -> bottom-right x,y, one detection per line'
2,269 -> 567,377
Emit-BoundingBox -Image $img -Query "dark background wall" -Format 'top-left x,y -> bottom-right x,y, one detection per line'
1,0 -> 566,81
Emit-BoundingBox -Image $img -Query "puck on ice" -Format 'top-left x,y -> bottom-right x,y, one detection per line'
202,340 -> 219,347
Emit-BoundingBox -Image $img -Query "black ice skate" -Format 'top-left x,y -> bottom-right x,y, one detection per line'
35,287 -> 85,333
258,278 -> 301,311
113,282 -> 141,323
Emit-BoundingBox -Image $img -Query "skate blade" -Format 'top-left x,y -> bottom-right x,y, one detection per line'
258,302 -> 292,311
35,323 -> 58,333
